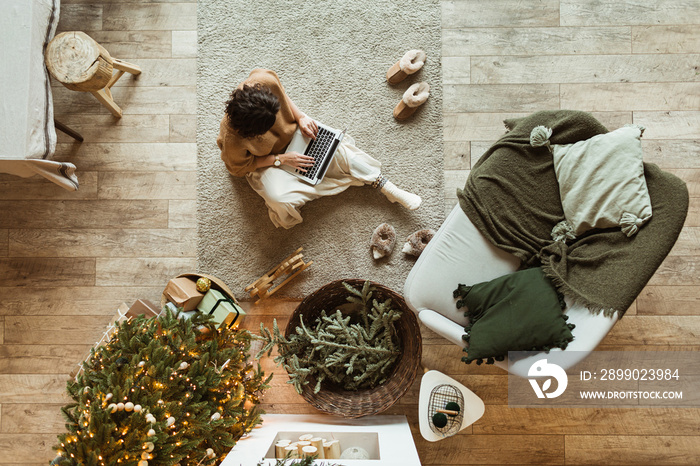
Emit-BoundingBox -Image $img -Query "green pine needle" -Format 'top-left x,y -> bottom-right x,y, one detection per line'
255,281 -> 402,394
53,307 -> 270,465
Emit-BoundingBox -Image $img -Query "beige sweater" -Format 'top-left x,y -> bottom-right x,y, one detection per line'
216,69 -> 298,177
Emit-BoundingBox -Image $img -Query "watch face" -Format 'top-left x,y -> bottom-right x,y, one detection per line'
274,159 -> 281,167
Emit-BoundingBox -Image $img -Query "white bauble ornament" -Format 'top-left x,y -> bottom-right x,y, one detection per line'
141,452 -> 150,460
108,403 -> 117,413
105,393 -> 113,401
178,362 -> 189,371
138,361 -> 146,367
206,448 -> 215,459
340,446 -> 370,459
211,412 -> 221,421
134,404 -> 142,413
147,429 -> 156,437
145,442 -> 155,452
83,387 -> 90,394
166,417 -> 175,427
138,461 -> 148,466
117,403 -> 125,411
125,402 -> 134,412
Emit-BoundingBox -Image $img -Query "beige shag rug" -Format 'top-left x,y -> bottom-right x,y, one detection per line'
197,0 -> 443,299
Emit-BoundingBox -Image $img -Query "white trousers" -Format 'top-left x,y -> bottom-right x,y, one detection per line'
246,135 -> 382,229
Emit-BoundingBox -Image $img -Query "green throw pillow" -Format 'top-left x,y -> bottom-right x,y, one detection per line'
453,268 -> 575,365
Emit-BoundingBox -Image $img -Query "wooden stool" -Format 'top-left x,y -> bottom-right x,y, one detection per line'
45,31 -> 141,118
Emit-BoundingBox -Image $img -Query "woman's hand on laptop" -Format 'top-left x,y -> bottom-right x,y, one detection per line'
298,115 -> 318,140
282,151 -> 315,172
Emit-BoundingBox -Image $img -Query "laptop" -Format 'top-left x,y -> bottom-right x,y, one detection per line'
282,122 -> 345,185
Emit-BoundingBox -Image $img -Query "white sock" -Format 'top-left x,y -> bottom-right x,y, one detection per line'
381,181 -> 422,210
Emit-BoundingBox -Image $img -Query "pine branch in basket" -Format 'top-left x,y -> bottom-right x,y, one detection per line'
254,281 -> 402,394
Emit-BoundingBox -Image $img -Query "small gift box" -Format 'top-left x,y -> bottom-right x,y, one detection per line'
127,299 -> 161,319
163,277 -> 204,311
197,289 -> 246,329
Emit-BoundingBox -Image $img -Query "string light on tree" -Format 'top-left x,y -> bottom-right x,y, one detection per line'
51,307 -> 271,465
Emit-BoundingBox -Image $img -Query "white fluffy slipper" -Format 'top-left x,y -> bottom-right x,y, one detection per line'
393,82 -> 430,120
386,49 -> 427,84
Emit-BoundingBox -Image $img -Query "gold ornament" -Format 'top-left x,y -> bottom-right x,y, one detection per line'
196,277 -> 211,293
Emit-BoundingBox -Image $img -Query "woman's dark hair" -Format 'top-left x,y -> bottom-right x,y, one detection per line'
225,83 -> 280,138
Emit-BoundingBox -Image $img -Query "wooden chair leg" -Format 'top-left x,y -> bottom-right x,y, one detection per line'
54,119 -> 84,142
112,58 -> 142,76
91,89 -> 123,118
106,70 -> 126,89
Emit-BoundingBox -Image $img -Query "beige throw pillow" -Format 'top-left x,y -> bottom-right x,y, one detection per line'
550,124 -> 652,239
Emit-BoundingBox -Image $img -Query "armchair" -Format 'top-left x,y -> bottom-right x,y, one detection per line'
403,204 -> 619,378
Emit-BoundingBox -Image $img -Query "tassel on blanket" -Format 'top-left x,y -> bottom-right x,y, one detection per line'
623,123 -> 646,136
551,220 -> 576,243
530,126 -> 553,152
620,212 -> 648,237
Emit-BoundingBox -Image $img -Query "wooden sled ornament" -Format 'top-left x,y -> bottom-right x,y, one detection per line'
245,247 -> 312,303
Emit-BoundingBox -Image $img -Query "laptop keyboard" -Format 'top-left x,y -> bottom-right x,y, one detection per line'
296,127 -> 336,179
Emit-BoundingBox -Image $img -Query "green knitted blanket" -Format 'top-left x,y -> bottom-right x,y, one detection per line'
457,110 -> 688,316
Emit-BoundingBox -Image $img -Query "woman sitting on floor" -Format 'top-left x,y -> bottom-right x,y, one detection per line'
216,68 -> 421,229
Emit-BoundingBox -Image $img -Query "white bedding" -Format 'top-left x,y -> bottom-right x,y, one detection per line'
0,0 -> 79,191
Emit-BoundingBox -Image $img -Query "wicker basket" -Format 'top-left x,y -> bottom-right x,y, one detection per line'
284,279 -> 422,418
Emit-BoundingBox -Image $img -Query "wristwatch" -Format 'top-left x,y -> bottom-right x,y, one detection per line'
273,155 -> 281,167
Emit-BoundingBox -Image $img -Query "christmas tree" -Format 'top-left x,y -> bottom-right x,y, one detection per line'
53,309 -> 271,465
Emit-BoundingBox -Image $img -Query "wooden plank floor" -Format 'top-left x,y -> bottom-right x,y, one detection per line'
1,1 -> 699,464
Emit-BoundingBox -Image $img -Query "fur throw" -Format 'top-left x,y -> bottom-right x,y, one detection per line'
403,82 -> 430,108
370,223 -> 396,259
402,228 -> 435,256
399,49 -> 426,74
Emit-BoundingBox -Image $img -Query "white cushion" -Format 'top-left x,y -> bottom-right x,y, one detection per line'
552,125 -> 652,237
